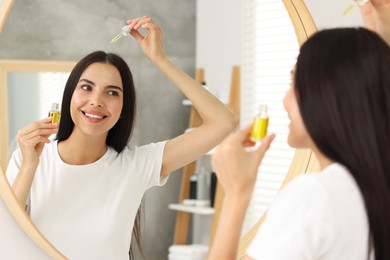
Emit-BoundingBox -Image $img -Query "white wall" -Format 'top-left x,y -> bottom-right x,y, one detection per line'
305,0 -> 363,29
196,0 -> 242,102
196,0 -> 363,101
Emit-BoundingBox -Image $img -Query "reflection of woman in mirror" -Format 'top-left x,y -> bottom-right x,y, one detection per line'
5,16 -> 238,259
209,1 -> 390,259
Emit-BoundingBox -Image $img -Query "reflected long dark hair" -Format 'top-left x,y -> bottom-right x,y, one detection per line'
56,51 -> 136,152
56,51 -> 142,259
295,28 -> 390,259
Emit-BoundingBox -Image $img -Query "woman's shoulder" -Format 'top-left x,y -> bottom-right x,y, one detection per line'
295,163 -> 358,197
120,140 -> 168,158
250,168 -> 369,259
283,163 -> 355,195
272,162 -> 362,216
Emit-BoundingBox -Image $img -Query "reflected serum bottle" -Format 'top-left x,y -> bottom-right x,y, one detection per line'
48,103 -> 61,123
250,104 -> 269,142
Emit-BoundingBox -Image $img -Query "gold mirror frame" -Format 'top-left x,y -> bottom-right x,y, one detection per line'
0,166 -> 66,259
0,0 -> 319,258
0,0 -> 13,32
0,60 -> 74,259
0,1 -> 66,258
237,0 -> 319,258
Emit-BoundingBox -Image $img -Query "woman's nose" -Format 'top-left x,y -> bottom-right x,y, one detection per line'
90,92 -> 104,107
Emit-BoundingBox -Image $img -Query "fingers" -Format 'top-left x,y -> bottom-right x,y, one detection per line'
18,117 -> 57,134
127,16 -> 153,30
17,118 -> 58,146
369,0 -> 390,7
359,0 -> 390,44
360,0 -> 390,14
129,29 -> 144,43
255,133 -> 275,158
127,16 -> 165,62
127,16 -> 161,34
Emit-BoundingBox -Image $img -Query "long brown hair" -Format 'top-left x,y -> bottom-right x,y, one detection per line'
296,28 -> 390,259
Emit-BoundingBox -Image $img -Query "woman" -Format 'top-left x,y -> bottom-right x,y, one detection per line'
6,17 -> 238,259
209,2 -> 390,260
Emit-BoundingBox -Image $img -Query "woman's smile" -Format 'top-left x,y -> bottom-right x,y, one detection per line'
82,110 -> 108,122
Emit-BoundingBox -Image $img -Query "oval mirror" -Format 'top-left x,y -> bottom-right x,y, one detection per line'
0,0 -> 362,259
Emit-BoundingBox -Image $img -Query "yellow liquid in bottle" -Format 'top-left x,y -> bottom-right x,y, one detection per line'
48,111 -> 60,123
250,117 -> 269,142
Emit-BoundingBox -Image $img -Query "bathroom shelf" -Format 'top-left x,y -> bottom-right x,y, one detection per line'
169,204 -> 214,215
172,66 -> 240,246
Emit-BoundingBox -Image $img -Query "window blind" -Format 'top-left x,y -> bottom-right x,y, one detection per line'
7,72 -> 69,155
38,72 -> 69,118
241,0 -> 300,235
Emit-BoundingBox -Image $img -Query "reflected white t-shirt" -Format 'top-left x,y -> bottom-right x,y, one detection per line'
6,140 -> 168,260
247,163 -> 372,260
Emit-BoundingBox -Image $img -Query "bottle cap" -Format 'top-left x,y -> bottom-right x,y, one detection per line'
51,103 -> 59,110
121,25 -> 132,35
260,104 -> 268,113
256,104 -> 268,117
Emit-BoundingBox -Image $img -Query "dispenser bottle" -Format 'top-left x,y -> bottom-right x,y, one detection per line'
250,104 -> 269,142
189,174 -> 198,200
48,103 -> 61,123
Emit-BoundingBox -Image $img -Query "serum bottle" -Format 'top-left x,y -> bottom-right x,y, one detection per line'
250,104 -> 269,142
48,103 -> 61,123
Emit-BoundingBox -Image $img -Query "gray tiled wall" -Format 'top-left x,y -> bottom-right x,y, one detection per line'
0,1 -> 196,259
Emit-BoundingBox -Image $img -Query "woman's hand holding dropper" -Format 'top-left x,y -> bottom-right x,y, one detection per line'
126,16 -> 239,177
359,0 -> 390,44
127,16 -> 166,63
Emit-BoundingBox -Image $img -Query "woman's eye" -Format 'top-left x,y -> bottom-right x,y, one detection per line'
81,85 -> 91,91
107,90 -> 119,96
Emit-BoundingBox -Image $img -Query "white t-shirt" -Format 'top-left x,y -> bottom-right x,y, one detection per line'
247,163 -> 372,260
6,140 -> 168,260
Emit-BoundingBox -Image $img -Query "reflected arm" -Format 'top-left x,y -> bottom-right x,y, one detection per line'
128,16 -> 239,177
11,165 -> 36,210
154,58 -> 239,177
9,118 -> 57,210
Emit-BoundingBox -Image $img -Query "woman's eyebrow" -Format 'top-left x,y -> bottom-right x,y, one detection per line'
79,78 -> 95,86
79,79 -> 123,92
106,85 -> 123,92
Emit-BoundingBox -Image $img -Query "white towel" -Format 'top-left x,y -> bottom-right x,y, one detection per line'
168,244 -> 208,258
168,253 -> 207,260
